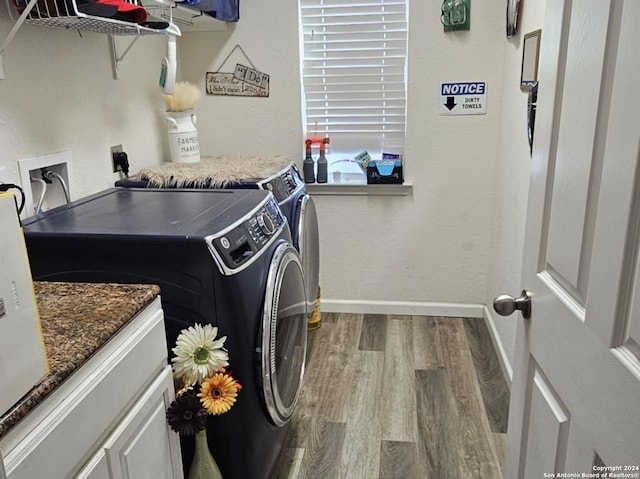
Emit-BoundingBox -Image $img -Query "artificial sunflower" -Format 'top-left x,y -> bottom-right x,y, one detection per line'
172,323 -> 229,385
166,392 -> 208,435
198,372 -> 242,415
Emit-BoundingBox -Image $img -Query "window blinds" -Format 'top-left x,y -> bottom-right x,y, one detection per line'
300,0 -> 408,155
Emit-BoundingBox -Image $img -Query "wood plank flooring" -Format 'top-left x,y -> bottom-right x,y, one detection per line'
269,313 -> 510,479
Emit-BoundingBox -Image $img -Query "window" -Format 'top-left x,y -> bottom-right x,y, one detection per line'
300,0 -> 408,178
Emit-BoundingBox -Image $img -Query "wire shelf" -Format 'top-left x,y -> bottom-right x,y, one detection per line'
25,16 -> 161,35
7,0 -> 163,36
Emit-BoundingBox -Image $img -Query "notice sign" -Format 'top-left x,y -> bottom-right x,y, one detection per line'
439,82 -> 487,115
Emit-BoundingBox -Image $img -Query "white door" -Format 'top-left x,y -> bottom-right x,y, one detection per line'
501,0 -> 640,476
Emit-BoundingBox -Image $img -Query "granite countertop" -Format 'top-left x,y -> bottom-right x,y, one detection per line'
0,281 -> 161,440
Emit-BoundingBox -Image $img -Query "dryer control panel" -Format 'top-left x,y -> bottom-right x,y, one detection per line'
209,197 -> 286,273
259,165 -> 304,203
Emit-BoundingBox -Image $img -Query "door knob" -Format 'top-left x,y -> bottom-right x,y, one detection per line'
493,290 -> 532,319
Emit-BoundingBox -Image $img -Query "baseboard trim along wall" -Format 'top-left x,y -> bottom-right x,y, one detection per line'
483,305 -> 514,387
321,299 -> 485,318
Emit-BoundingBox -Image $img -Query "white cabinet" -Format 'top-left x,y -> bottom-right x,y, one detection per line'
74,366 -> 182,479
100,367 -> 181,479
0,297 -> 183,479
75,451 -> 109,479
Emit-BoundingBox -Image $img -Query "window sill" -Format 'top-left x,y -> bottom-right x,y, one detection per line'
306,183 -> 412,196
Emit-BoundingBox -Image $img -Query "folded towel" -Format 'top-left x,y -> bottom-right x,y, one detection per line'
196,0 -> 239,21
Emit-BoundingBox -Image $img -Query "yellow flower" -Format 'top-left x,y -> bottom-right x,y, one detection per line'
198,373 -> 242,415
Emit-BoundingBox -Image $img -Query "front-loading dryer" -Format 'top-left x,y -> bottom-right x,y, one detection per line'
248,164 -> 319,319
22,188 -> 308,479
116,159 -> 320,319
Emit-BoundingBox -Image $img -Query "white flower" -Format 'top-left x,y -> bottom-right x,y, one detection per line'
171,324 -> 229,385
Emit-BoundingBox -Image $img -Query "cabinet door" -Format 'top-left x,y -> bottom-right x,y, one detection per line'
103,366 -> 183,479
1,299 -> 167,479
74,450 -> 109,479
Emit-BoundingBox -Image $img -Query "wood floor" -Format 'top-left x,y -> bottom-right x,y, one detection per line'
269,313 -> 511,479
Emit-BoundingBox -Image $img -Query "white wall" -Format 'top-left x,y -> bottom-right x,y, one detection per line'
0,19 -> 169,203
180,0 -> 507,309
0,1 -> 539,373
485,1 -> 546,376
178,3 -> 303,158
320,0 -> 507,307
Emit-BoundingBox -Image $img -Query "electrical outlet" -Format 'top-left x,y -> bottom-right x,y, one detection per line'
111,145 -> 123,172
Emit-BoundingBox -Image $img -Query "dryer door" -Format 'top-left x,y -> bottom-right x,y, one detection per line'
261,243 -> 308,426
294,194 -> 320,317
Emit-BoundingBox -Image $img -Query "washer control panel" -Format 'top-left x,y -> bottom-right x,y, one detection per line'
211,197 -> 286,271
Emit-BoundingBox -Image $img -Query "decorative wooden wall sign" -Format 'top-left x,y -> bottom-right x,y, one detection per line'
206,45 -> 270,97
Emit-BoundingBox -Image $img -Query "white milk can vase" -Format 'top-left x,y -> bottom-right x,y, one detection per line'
166,110 -> 201,163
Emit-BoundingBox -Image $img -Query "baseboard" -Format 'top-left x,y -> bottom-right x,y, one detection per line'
320,299 -> 484,318
483,305 -> 513,387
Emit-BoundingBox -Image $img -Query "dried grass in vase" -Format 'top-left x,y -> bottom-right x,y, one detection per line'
164,81 -> 202,112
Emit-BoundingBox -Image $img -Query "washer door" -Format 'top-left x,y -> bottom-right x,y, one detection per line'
294,194 -> 320,317
261,243 -> 308,426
